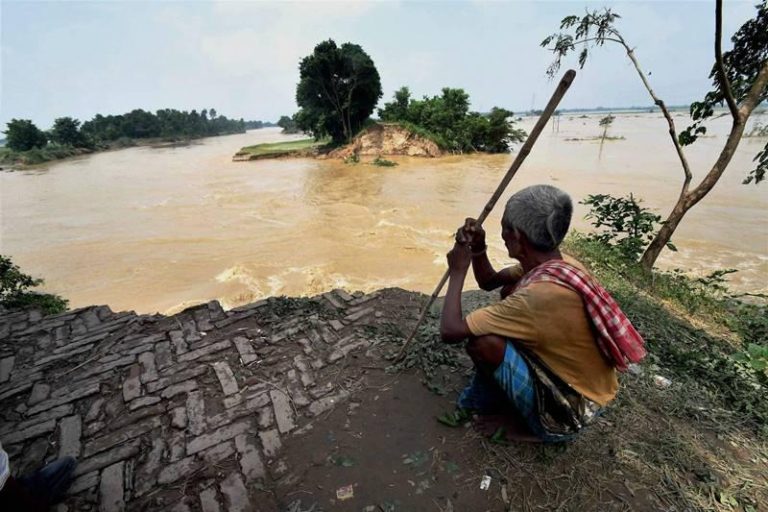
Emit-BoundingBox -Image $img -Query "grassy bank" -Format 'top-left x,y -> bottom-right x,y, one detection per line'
0,145 -> 95,167
564,235 -> 767,429
234,138 -> 326,160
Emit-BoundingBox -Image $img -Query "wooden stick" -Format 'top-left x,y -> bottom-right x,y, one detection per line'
395,69 -> 576,360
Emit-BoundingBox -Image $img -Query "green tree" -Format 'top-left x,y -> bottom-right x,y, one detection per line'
542,1 -> 768,270
0,255 -> 67,314
4,119 -> 47,151
379,87 -> 412,122
295,39 -> 382,143
378,88 -> 525,153
277,115 -> 299,134
50,117 -> 88,147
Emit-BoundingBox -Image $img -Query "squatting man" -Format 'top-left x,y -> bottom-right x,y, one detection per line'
438,184 -> 646,442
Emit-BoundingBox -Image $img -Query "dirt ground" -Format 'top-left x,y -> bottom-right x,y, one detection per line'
271,289 -> 767,512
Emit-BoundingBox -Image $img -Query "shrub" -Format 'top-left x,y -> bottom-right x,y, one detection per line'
0,255 -> 68,314
581,193 -> 673,261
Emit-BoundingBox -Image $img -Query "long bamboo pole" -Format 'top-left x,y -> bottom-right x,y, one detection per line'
395,69 -> 577,360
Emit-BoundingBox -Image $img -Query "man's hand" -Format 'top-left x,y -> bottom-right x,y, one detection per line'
454,218 -> 486,250
446,243 -> 472,273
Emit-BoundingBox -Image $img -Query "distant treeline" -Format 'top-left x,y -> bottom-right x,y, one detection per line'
1,108 -> 275,165
244,120 -> 277,129
80,108 -> 246,142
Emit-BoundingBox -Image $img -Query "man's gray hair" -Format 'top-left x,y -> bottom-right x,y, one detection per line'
502,185 -> 573,251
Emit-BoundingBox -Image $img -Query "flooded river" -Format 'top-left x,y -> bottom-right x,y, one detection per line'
1,113 -> 766,314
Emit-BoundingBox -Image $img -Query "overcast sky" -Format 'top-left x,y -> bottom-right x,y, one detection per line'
0,0 -> 759,129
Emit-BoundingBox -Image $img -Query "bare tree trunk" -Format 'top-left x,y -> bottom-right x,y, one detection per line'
640,62 -> 767,270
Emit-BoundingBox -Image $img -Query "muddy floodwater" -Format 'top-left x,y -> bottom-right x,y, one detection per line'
1,113 -> 766,314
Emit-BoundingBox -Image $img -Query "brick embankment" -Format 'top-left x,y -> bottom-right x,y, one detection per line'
0,288 -> 402,511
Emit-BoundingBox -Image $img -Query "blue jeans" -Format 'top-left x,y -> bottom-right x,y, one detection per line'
18,456 -> 77,505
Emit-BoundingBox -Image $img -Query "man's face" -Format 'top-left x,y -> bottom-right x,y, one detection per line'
501,224 -> 520,258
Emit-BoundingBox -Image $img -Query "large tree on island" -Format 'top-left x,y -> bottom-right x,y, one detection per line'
542,0 -> 768,271
295,39 -> 382,144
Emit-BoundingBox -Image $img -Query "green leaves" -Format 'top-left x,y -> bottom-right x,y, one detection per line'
295,39 -> 382,144
377,88 -> 525,153
0,255 -> 68,314
541,8 -> 621,77
581,193 -> 666,262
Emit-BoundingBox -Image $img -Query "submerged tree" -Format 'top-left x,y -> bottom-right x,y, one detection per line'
542,1 -> 768,270
598,113 -> 615,157
295,40 -> 382,144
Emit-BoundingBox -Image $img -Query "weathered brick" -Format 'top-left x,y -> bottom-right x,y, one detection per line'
269,389 -> 295,434
160,379 -> 198,399
308,390 -> 350,417
200,441 -> 235,465
128,396 -> 161,411
199,487 -> 222,512
67,470 -> 99,495
186,390 -> 205,435
334,289 -> 354,302
138,351 -> 158,383
157,456 -> 200,485
234,434 -> 265,482
134,436 -> 165,497
122,365 -> 142,402
232,336 -> 258,365
257,407 -> 274,429
154,340 -> 173,369
0,381 -> 32,402
219,472 -> 250,512
212,361 -> 238,396
72,355 -> 135,382
84,416 -> 162,457
171,406 -> 187,429
178,340 -> 231,363
27,382 -> 50,405
168,431 -> 186,462
85,398 -> 104,422
344,306 -> 374,323
187,420 -> 251,455
3,419 -> 55,444
7,404 -> 74,436
322,292 -> 345,309
34,344 -> 93,367
0,356 -> 14,382
170,330 -> 188,355
147,365 -> 207,392
111,402 -> 164,430
328,339 -> 370,363
59,415 -> 82,458
99,461 -> 125,512
258,429 -> 282,459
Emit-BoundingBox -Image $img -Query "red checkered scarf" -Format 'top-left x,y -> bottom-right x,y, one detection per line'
514,259 -> 647,372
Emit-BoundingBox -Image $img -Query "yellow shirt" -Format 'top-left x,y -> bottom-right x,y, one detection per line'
465,256 -> 618,406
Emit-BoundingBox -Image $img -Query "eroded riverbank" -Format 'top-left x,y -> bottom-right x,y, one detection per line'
1,114 -> 766,314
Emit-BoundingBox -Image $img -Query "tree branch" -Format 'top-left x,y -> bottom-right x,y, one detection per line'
619,40 -> 694,193
739,60 -> 768,116
715,0 -> 740,119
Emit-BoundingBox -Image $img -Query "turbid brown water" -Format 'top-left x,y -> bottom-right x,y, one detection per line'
1,113 -> 765,314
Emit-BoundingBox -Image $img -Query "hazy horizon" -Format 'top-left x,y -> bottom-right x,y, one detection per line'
1,1 -> 760,129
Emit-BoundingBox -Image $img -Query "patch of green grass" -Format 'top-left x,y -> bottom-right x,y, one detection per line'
372,156 -> 398,167
236,138 -> 326,158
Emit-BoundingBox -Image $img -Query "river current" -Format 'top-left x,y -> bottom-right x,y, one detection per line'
1,113 -> 766,314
